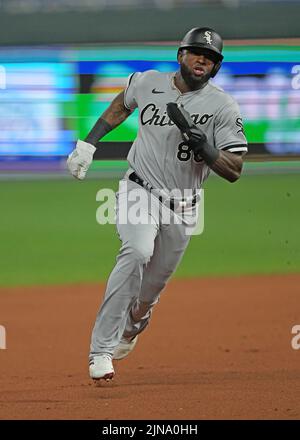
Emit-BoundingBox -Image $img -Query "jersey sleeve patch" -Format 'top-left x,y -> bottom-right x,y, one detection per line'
214,101 -> 248,151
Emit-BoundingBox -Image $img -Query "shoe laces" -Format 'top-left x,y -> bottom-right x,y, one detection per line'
93,354 -> 112,364
121,336 -> 136,344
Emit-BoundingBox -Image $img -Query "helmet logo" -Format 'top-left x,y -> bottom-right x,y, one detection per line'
203,31 -> 212,45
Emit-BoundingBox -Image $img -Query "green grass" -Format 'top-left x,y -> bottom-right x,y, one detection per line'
0,174 -> 299,287
178,173 -> 300,277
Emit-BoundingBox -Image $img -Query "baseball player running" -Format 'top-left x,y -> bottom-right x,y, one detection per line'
67,27 -> 248,381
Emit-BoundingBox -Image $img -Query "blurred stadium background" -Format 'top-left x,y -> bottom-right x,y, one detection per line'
0,0 -> 299,287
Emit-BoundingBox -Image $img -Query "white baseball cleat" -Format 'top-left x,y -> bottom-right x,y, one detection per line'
89,354 -> 115,381
113,335 -> 138,360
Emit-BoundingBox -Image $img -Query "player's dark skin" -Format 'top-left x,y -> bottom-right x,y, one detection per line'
101,90 -> 131,128
95,48 -> 245,183
175,48 -> 246,182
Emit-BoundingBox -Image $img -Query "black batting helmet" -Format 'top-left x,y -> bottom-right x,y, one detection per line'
178,27 -> 224,77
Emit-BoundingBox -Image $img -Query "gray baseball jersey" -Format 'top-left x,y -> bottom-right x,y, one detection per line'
124,70 -> 248,192
90,69 -> 248,361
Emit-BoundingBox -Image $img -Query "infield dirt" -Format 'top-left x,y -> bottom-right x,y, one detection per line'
0,274 -> 299,420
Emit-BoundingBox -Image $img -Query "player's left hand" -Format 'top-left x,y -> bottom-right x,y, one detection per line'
166,102 -> 207,154
67,140 -> 96,180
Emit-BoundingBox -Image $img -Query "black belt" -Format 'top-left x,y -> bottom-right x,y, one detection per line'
128,171 -> 198,212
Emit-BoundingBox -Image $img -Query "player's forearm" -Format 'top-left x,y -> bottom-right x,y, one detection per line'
102,91 -> 132,128
210,150 -> 244,183
85,91 -> 131,146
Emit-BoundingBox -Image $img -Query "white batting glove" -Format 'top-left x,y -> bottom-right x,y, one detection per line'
67,140 -> 96,180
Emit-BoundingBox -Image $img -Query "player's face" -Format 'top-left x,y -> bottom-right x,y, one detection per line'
178,48 -> 216,89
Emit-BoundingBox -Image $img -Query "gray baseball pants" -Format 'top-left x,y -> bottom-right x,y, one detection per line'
90,176 -> 198,359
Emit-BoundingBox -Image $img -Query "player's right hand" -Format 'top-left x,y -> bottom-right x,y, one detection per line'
67,140 -> 96,180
